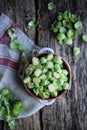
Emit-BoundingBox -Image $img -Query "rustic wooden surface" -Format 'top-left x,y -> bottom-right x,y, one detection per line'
0,0 -> 87,130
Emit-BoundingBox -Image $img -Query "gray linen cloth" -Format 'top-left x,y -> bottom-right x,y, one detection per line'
0,14 -> 55,119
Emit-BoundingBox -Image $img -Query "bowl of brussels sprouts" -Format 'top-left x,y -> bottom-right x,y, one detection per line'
23,53 -> 71,100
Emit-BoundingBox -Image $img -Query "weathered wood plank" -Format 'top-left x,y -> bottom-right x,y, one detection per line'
0,0 -> 87,130
0,0 -> 41,130
37,0 -> 87,130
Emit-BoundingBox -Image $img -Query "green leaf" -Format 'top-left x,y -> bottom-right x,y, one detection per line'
48,2 -> 55,10
28,20 -> 39,28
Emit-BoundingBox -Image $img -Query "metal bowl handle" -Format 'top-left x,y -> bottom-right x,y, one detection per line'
38,47 -> 54,54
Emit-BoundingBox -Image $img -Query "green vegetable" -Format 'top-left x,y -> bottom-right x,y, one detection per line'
32,57 -> 40,65
47,54 -> 53,60
67,29 -> 76,39
51,10 -> 83,46
70,14 -> 77,23
48,84 -> 56,92
40,57 -> 47,64
46,61 -> 53,69
48,2 -> 55,10
33,88 -> 39,95
7,29 -> 26,52
7,28 -> 16,37
8,120 -> 15,130
53,56 -> 63,64
23,76 -> 31,84
23,54 -> 69,99
73,47 -> 80,56
64,38 -> 73,45
10,42 -> 19,50
74,21 -> 83,30
12,101 -> 23,117
57,33 -> 66,41
41,79 -> 50,86
57,13 -> 63,21
33,77 -> 41,85
39,74 -> 46,79
53,72 -> 60,78
59,27 -> 67,33
0,88 -> 23,130
63,11 -> 69,20
46,71 -> 52,79
34,69 -> 42,77
63,83 -> 69,90
25,65 -> 35,75
18,44 -> 26,52
20,56 -> 27,64
82,34 -> 87,42
1,88 -> 10,96
51,91 -> 58,97
28,20 -> 39,28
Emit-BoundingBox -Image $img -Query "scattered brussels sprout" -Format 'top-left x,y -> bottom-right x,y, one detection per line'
67,29 -> 76,39
74,21 -> 83,30
57,33 -> 66,41
48,2 -> 55,10
59,27 -> 67,33
20,56 -> 27,64
0,88 -> 23,130
64,38 -> 73,45
23,54 -> 69,99
51,10 -> 83,46
73,47 -> 80,56
70,14 -> 77,23
28,20 -> 39,28
7,29 -> 26,52
82,34 -> 87,42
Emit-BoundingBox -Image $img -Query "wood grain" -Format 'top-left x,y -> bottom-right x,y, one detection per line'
37,0 -> 87,130
0,0 -> 87,130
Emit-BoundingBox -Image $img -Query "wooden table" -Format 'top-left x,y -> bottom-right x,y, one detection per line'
0,0 -> 87,130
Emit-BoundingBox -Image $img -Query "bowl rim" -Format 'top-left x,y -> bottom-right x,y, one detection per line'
23,52 -> 71,100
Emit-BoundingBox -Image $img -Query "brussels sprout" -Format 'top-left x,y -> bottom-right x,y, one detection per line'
40,57 -> 47,64
73,47 -> 80,56
47,54 -> 53,60
34,69 -> 42,77
74,21 -> 83,30
46,61 -> 53,69
32,57 -> 40,65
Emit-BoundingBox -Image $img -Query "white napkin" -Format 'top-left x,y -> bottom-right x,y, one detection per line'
0,14 -> 55,118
